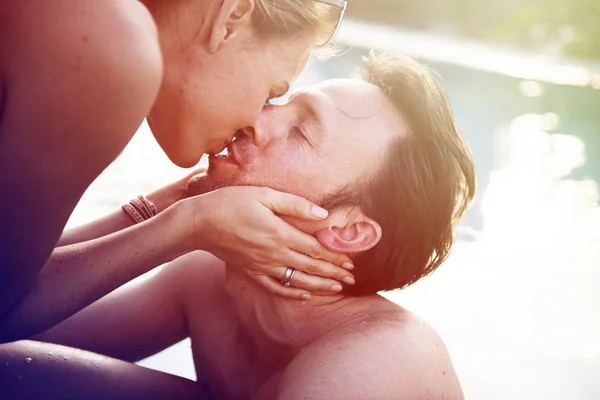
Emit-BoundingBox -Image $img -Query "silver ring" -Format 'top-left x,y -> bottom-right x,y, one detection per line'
280,267 -> 296,287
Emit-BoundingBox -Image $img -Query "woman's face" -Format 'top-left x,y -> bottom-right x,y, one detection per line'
147,1 -> 314,167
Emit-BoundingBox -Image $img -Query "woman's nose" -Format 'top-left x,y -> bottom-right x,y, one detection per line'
249,105 -> 294,147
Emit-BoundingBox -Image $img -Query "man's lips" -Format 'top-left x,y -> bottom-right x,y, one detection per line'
228,143 -> 240,165
208,141 -> 240,166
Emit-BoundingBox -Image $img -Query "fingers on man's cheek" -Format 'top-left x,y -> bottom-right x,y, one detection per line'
260,276 -> 309,300
291,272 -> 343,294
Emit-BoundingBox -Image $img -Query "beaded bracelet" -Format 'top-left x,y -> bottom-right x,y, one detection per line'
122,194 -> 158,224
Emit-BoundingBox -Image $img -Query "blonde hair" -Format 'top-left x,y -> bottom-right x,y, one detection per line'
252,0 -> 341,45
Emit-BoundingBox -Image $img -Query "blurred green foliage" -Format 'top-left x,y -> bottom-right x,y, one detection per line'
348,0 -> 600,60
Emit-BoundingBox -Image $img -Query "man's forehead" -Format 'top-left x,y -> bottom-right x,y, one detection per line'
292,79 -> 406,140
292,79 -> 381,103
314,78 -> 377,92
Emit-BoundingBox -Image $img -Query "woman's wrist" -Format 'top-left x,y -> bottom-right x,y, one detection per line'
171,195 -> 216,255
149,202 -> 196,257
146,178 -> 188,213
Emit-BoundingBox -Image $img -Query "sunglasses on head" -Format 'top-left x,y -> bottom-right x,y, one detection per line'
314,0 -> 347,46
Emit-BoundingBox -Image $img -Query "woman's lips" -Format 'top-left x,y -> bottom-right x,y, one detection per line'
209,142 -> 239,166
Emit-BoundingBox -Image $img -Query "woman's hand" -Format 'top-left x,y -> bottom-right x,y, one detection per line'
57,165 -> 209,247
178,186 -> 355,300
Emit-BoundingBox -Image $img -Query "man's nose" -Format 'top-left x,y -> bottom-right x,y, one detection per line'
249,105 -> 294,147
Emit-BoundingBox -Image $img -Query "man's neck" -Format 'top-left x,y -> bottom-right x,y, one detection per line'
224,265 -> 382,361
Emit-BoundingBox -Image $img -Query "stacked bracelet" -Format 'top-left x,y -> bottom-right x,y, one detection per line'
122,195 -> 158,224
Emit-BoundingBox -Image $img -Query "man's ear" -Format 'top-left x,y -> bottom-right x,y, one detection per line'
208,0 -> 255,53
314,216 -> 382,254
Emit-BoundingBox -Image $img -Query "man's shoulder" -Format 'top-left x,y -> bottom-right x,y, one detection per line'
170,250 -> 225,274
316,300 -> 452,369
321,295 -> 436,343
165,251 -> 227,301
279,299 -> 464,399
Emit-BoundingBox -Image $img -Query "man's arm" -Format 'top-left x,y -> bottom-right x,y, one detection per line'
31,251 -> 222,362
275,325 -> 464,400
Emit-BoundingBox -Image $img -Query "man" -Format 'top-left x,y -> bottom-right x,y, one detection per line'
1,53 -> 475,399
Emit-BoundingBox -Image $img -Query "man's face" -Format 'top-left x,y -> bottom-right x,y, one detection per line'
189,79 -> 407,205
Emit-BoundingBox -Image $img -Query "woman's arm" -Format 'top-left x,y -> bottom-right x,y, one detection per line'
0,185 -> 355,342
31,251 -> 223,363
0,204 -> 191,342
57,167 -> 206,247
56,210 -> 138,247
0,340 -> 206,400
31,255 -> 197,362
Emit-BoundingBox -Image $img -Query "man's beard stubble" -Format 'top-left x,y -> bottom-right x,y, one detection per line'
186,172 -> 226,197
185,168 -> 351,212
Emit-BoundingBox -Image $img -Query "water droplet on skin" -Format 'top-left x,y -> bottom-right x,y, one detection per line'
24,357 -> 32,364
62,356 -> 69,361
46,353 -> 53,359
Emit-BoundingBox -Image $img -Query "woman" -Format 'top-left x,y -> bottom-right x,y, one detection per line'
0,0 -> 351,341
